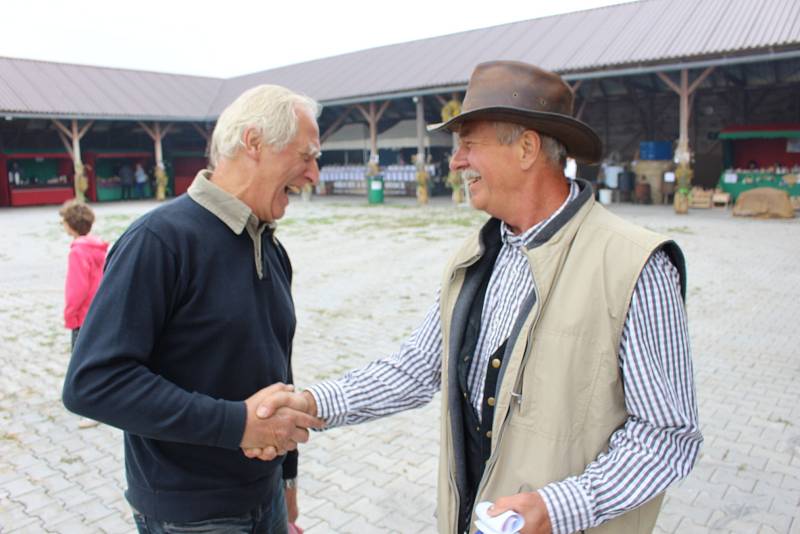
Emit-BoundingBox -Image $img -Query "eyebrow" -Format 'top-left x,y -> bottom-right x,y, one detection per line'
457,125 -> 475,140
304,142 -> 322,158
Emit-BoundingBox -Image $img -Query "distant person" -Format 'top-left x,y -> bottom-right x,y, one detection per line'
119,164 -> 134,200
747,159 -> 758,170
9,161 -> 22,185
134,163 -> 148,199
59,199 -> 108,429
60,200 -> 108,351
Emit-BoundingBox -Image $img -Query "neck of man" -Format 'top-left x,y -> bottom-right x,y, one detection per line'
209,159 -> 265,219
503,167 -> 570,235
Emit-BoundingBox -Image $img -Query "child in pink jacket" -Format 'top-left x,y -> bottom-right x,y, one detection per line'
60,200 -> 109,351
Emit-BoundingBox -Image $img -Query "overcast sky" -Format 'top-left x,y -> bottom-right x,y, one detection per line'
1,0 -> 626,78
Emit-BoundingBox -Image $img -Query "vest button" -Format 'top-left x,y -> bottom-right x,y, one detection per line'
463,392 -> 467,399
476,426 -> 480,432
487,397 -> 496,406
485,431 -> 492,438
491,358 -> 501,369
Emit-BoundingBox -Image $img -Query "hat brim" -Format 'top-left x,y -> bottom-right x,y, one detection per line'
428,106 -> 603,164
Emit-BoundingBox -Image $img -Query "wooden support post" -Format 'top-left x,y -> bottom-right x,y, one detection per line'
657,67 -> 714,164
657,67 -> 713,212
575,80 -> 594,121
355,101 -> 390,166
192,123 -> 212,159
415,96 -> 425,162
414,96 -> 429,204
138,121 -> 174,200
52,119 -> 94,201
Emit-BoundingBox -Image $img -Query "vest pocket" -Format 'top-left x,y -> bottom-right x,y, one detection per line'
509,329 -> 608,441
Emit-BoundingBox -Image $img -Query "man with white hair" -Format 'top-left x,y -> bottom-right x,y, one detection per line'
63,84 -> 324,533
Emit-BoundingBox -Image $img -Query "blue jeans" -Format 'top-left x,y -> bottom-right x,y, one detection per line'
132,486 -> 288,534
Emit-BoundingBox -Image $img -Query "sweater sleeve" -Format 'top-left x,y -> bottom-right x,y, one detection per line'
63,246 -> 89,328
62,224 -> 246,450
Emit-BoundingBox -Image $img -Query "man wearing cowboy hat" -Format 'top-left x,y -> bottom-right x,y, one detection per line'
254,61 -> 701,534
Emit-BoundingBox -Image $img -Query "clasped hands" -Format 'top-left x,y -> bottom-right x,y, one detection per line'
240,383 -> 322,461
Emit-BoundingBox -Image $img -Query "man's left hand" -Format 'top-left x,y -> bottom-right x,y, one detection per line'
488,491 -> 552,534
285,485 -> 299,524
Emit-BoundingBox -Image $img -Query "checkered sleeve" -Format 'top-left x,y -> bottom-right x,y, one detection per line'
307,294 -> 443,428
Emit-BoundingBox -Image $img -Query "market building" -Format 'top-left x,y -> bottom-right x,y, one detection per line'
1,0 -> 799,207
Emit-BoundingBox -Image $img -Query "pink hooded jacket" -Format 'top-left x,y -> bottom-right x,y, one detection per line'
64,234 -> 109,329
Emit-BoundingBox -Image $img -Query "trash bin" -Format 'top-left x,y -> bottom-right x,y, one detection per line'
368,175 -> 384,204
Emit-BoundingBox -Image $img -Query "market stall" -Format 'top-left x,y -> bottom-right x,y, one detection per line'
1,151 -> 74,206
83,151 -> 153,201
717,124 -> 800,201
170,152 -> 206,196
319,163 -> 438,196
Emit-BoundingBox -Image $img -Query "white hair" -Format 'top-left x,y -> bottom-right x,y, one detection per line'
209,84 -> 321,167
493,121 -> 567,167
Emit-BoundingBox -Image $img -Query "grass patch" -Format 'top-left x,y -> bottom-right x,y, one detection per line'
768,415 -> 792,426
0,432 -> 21,443
666,226 -> 694,235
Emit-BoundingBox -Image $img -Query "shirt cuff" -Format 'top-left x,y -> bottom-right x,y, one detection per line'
538,478 -> 594,534
306,380 -> 349,428
216,399 -> 248,450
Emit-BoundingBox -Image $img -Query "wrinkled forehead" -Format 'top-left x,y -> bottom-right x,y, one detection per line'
456,120 -> 496,140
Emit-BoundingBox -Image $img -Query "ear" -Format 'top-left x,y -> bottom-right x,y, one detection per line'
518,130 -> 542,171
240,127 -> 263,161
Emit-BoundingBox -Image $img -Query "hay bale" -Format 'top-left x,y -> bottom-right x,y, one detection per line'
733,188 -> 794,219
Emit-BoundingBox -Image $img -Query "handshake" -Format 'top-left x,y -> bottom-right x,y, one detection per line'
239,383 -> 323,461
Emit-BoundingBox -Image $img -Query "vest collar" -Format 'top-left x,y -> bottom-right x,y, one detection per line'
473,178 -> 595,255
525,178 -> 594,250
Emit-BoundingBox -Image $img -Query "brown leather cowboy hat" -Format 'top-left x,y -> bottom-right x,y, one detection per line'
428,61 -> 603,164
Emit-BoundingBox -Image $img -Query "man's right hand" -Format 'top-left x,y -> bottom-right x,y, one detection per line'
239,384 -> 324,458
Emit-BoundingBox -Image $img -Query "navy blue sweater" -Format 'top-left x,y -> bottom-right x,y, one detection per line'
62,195 -> 297,522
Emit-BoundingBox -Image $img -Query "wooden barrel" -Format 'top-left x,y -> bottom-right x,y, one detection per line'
635,181 -> 651,204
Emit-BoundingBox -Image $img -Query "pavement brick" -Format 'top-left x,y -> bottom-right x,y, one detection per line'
45,517 -> 97,533
1,199 -> 799,532
306,499 -> 360,531
31,505 -> 82,529
3,478 -> 37,499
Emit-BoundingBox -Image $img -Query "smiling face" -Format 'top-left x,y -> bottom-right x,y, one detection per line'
449,120 -> 524,220
252,108 -> 321,222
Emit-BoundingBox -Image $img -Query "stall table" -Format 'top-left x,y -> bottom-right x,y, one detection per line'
10,185 -> 74,206
717,171 -> 800,201
2,152 -> 74,206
